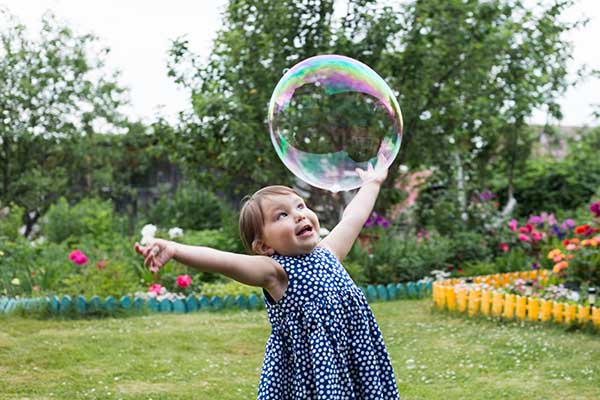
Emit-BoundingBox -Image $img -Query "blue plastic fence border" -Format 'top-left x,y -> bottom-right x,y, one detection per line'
0,281 -> 432,316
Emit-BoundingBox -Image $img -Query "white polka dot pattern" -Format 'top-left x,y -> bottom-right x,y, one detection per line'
257,247 -> 400,399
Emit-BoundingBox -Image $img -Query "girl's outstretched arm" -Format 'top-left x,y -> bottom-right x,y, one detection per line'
319,155 -> 388,261
134,239 -> 286,291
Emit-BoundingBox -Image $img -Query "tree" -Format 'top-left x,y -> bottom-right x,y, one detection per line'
168,0 -> 579,227
0,10 -> 127,235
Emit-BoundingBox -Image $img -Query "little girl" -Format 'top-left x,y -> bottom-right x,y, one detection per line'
135,160 -> 400,399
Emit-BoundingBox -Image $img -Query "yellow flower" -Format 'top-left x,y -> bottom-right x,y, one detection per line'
0,250 -> 4,256
11,278 -> 20,286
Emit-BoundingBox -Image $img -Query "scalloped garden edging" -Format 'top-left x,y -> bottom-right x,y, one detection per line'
0,280 -> 432,317
432,270 -> 600,330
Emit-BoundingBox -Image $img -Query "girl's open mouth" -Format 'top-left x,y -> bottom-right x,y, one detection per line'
296,224 -> 313,237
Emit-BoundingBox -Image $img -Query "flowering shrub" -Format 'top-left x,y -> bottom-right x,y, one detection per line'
363,212 -> 391,229
545,200 -> 600,287
505,278 -> 582,303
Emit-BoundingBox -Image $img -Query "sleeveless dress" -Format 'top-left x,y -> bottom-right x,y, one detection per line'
257,246 -> 400,399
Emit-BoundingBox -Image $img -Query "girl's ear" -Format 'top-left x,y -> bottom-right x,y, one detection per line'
252,239 -> 275,256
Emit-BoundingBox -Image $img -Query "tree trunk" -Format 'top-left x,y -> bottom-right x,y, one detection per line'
454,151 -> 468,222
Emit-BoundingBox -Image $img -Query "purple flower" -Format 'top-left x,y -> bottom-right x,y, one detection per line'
552,225 -> 565,240
528,215 -> 544,225
532,262 -> 539,270
561,219 -> 575,230
479,190 -> 496,201
590,201 -> 600,218
547,213 -> 557,226
363,216 -> 375,228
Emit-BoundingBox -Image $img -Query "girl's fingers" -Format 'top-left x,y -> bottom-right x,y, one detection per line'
144,253 -> 154,268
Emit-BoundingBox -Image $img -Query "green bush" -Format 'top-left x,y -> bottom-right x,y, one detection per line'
43,197 -> 123,245
60,260 -> 142,298
345,228 -> 497,284
0,238 -> 76,297
0,203 -> 24,241
199,279 -> 262,298
143,184 -> 223,231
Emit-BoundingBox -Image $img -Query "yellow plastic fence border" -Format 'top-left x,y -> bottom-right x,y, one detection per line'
432,269 -> 600,330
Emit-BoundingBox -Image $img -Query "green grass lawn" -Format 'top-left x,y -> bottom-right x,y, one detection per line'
1,299 -> 599,400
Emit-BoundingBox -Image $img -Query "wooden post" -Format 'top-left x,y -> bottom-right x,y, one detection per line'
527,297 -> 540,322
564,303 -> 577,325
377,284 -> 388,301
186,295 -> 198,312
503,294 -> 516,320
468,289 -> 480,317
480,290 -> 491,317
446,287 -> 457,311
457,288 -> 467,313
540,300 -> 553,322
552,302 -> 564,324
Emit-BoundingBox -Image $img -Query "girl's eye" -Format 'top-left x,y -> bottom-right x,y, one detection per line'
277,212 -> 288,220
297,203 -> 305,209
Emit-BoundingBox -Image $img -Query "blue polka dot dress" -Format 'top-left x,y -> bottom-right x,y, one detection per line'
257,247 -> 400,399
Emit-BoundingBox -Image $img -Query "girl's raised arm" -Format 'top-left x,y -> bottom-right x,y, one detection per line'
319,155 -> 388,262
135,239 -> 285,290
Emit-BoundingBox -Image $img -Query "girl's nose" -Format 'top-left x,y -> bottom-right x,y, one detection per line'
295,212 -> 306,222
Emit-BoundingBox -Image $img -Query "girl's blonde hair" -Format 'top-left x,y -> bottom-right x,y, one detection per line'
239,185 -> 299,254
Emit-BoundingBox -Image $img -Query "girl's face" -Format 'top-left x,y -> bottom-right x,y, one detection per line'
256,193 -> 321,256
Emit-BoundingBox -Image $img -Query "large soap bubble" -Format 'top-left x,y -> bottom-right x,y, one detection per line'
268,54 -> 403,192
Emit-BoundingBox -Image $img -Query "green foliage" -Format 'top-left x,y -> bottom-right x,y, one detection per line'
346,229 -> 494,284
455,261 -> 499,278
167,0 -> 578,226
143,184 -> 223,231
0,238 -> 74,297
0,10 -> 127,235
0,203 -> 24,240
43,197 -> 122,245
199,279 -> 262,298
60,260 -> 141,298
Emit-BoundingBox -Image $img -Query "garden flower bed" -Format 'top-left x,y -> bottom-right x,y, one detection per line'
433,269 -> 600,330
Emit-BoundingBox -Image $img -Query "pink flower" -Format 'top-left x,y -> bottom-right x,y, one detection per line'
508,219 -> 518,231
68,249 -> 88,265
590,201 -> 600,218
148,284 -> 163,294
499,243 -> 509,252
518,234 -> 531,242
519,224 -> 533,234
176,274 -> 192,289
531,232 -> 543,242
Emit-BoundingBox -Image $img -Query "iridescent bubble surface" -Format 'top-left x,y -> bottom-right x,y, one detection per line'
268,54 -> 403,192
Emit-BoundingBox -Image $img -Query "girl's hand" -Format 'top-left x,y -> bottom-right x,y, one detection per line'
134,238 -> 176,273
355,153 -> 389,185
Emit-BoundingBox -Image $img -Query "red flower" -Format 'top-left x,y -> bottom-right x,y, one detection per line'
519,224 -> 534,234
176,274 -> 192,289
574,224 -> 598,237
68,249 -> 88,265
148,284 -> 163,294
499,243 -> 509,252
